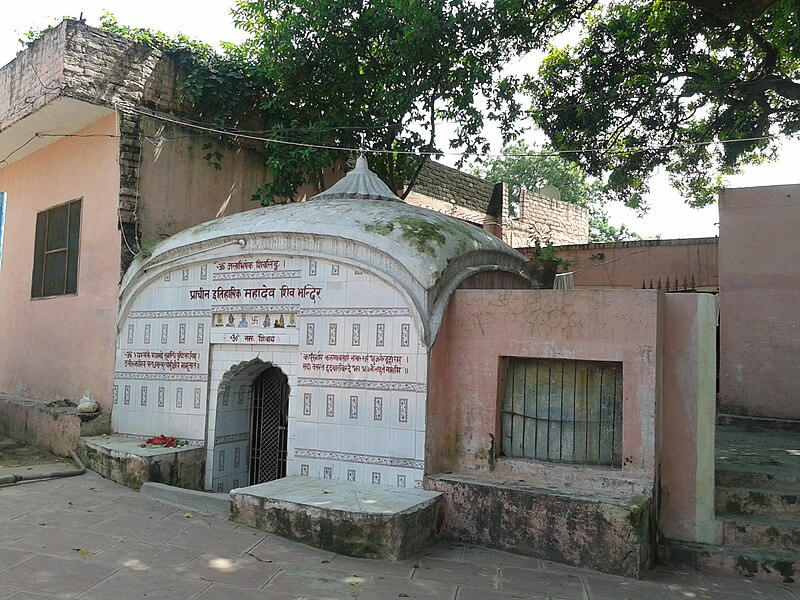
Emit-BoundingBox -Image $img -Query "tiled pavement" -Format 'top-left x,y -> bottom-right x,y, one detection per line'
0,471 -> 797,599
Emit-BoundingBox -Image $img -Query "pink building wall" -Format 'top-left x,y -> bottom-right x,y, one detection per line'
719,184 -> 800,420
428,289 -> 662,491
0,115 -> 121,407
544,238 -> 719,290
660,293 -> 719,543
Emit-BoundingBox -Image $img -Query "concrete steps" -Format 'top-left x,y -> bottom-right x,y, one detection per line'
660,540 -> 797,583
715,485 -> 800,518
720,514 -> 800,553
660,419 -> 800,583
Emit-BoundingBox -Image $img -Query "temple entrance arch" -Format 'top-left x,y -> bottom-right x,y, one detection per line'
208,356 -> 292,493
249,366 -> 289,485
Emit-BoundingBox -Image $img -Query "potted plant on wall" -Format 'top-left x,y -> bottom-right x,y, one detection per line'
526,238 -> 571,289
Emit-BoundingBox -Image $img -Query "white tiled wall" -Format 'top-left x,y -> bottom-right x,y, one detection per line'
114,253 -> 428,492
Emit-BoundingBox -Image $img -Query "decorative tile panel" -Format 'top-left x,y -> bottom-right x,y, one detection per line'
401,324 -> 410,347
234,447 -> 241,468
158,387 -> 165,408
178,324 -> 186,344
347,469 -> 356,482
124,385 -> 130,406
352,323 -> 361,346
326,394 -> 335,418
113,385 -> 119,405
218,450 -> 225,471
303,393 -> 312,416
194,388 -> 201,409
324,466 -> 332,479
200,264 -> 208,280
373,397 -> 383,421
349,396 -> 358,419
328,323 -> 337,346
399,398 -> 408,423
308,259 -> 317,276
196,323 -> 205,344
301,464 -> 309,476
176,388 -> 183,408
372,472 -> 381,484
306,323 -> 315,345
294,448 -> 423,470
144,324 -> 151,344
376,323 -> 385,347
298,378 -> 426,393
182,268 -> 189,281
397,475 -> 406,487
161,324 -> 168,344
127,324 -> 134,344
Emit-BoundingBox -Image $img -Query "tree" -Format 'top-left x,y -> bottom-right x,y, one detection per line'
473,142 -> 641,242
229,0 -> 532,203
528,0 -> 800,209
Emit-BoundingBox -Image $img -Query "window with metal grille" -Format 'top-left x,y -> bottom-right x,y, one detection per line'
500,357 -> 623,467
31,199 -> 81,298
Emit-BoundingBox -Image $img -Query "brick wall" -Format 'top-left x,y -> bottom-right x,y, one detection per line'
502,189 -> 589,248
412,160 -> 497,215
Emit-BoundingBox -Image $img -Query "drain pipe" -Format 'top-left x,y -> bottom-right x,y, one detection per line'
0,449 -> 85,486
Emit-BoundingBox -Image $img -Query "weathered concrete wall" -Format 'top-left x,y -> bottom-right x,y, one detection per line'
427,289 -> 661,490
426,473 -> 651,578
0,26 -> 66,131
660,294 -> 720,544
718,184 -> 800,420
0,394 -> 110,455
544,238 -> 719,290
503,190 -> 589,248
0,115 -> 121,408
136,117 -> 273,240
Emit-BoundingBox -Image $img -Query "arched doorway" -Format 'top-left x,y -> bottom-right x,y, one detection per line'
249,366 -> 289,485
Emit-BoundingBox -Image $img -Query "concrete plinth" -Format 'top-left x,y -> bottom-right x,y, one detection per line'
0,394 -> 110,455
425,473 -> 653,579
79,435 -> 205,491
230,476 -> 443,560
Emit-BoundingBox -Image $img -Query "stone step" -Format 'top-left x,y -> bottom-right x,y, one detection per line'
716,468 -> 800,491
659,540 -> 797,583
716,485 -> 800,518
721,515 -> 800,553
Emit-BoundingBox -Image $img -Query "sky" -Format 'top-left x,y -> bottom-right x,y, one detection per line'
1,1 -> 798,240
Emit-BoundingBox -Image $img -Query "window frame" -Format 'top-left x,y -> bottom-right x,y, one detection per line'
31,197 -> 82,299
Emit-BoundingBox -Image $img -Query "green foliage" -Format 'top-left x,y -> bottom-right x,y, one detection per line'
529,0 -> 800,208
473,142 -> 640,242
229,0 -> 531,202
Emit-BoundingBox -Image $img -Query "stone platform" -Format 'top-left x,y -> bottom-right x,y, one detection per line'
0,393 -> 110,455
230,476 -> 443,560
425,473 -> 652,579
79,434 -> 205,491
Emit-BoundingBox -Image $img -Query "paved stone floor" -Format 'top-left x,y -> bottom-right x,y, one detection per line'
0,471 -> 797,599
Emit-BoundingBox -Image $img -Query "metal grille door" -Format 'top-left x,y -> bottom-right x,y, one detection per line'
249,367 -> 289,485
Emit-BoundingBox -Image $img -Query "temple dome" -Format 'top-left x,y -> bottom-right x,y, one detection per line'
121,158 -> 532,343
311,155 -> 402,202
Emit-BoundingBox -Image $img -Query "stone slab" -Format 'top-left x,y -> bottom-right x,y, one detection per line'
425,473 -> 652,579
140,481 -> 230,519
230,476 -> 443,560
79,435 -> 204,491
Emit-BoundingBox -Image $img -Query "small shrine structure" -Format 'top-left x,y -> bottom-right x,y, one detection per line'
111,157 -> 534,492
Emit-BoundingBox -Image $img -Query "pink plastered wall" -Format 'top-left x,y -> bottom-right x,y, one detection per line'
0,114 -> 120,407
543,238 -> 719,290
719,184 -> 800,420
428,289 -> 662,490
660,293 -> 719,543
